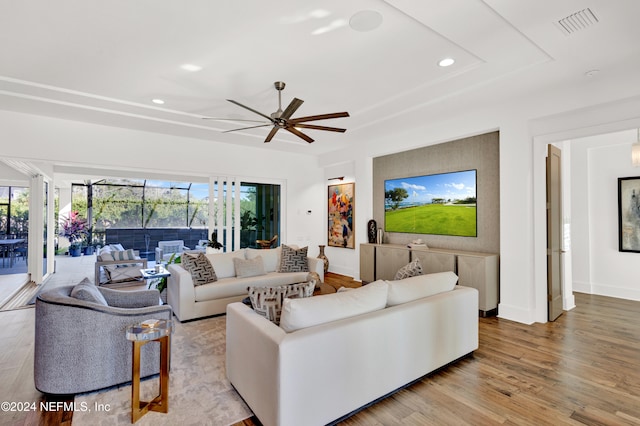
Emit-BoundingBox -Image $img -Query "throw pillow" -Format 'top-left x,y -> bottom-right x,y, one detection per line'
247,281 -> 315,325
70,278 -> 108,306
285,280 -> 316,299
205,250 -> 245,279
246,247 -> 281,273
233,256 -> 266,278
182,253 -> 217,286
110,249 -> 139,268
278,244 -> 309,273
247,285 -> 289,325
394,258 -> 423,280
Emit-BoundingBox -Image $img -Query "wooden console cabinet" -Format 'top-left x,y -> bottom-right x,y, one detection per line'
360,243 -> 499,316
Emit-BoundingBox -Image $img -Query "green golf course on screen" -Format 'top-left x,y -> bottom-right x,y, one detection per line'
384,170 -> 477,237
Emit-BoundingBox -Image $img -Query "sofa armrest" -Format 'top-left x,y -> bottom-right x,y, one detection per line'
226,303 -> 286,426
98,287 -> 161,308
167,263 -> 195,321
307,257 -> 324,282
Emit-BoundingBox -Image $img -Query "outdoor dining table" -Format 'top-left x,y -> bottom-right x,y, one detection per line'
0,239 -> 26,267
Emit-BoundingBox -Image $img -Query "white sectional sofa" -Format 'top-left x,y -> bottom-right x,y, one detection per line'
226,273 -> 479,426
167,246 -> 324,321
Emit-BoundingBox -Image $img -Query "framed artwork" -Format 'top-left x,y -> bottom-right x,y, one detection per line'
328,182 -> 355,248
618,176 -> 640,252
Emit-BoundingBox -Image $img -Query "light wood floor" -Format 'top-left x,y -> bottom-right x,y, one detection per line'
3,275 -> 640,425
233,282 -> 640,426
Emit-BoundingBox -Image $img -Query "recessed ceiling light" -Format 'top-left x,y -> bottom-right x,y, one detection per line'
349,10 -> 383,32
152,99 -> 165,105
181,64 -> 202,72
438,58 -> 455,67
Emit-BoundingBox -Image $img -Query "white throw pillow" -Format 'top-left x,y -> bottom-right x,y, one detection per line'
234,256 -> 266,278
386,271 -> 458,307
279,280 -> 388,332
205,250 -> 245,279
246,247 -> 281,273
97,245 -> 112,256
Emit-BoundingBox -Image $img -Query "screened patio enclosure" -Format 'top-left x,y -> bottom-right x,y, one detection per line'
70,178 -> 280,256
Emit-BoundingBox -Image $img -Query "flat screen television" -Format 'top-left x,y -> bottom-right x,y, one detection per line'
384,169 -> 477,237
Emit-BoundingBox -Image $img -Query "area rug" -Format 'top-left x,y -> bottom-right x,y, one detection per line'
74,315 -> 253,426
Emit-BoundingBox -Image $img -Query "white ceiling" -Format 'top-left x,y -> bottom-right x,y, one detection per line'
1,0 -> 639,158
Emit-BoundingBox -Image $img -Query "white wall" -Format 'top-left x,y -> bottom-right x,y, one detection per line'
571,130 -> 640,300
0,110 -> 326,255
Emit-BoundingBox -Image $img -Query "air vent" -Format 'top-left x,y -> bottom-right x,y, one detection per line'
557,7 -> 599,35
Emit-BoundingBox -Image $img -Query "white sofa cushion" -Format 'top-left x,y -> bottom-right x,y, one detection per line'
194,271 -> 311,302
246,247 -> 281,273
279,280 -> 388,332
386,271 -> 458,307
205,250 -> 245,279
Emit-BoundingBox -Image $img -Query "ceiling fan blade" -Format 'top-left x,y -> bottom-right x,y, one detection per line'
222,124 -> 273,133
293,123 -> 347,133
289,112 -> 350,123
264,126 -> 279,143
202,117 -> 268,123
227,99 -> 275,122
286,126 -> 314,143
281,97 -> 304,120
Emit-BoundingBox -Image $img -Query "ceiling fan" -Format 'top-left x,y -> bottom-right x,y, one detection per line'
205,81 -> 349,143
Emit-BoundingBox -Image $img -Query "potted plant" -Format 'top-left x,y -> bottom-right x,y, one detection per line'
206,231 -> 223,253
59,211 -> 88,257
149,253 -> 181,302
69,241 -> 83,257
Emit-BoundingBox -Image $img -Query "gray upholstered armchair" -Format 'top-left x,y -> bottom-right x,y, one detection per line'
34,283 -> 172,395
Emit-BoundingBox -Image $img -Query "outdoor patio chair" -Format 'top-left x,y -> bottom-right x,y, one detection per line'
95,244 -> 147,287
155,240 -> 190,262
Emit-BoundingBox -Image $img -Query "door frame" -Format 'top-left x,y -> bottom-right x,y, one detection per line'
532,118 -> 640,322
546,144 -> 564,321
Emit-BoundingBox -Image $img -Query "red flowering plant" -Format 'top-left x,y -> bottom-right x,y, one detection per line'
60,211 -> 89,249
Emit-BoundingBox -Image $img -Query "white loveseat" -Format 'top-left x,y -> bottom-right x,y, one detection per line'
167,246 -> 324,322
226,273 -> 479,426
